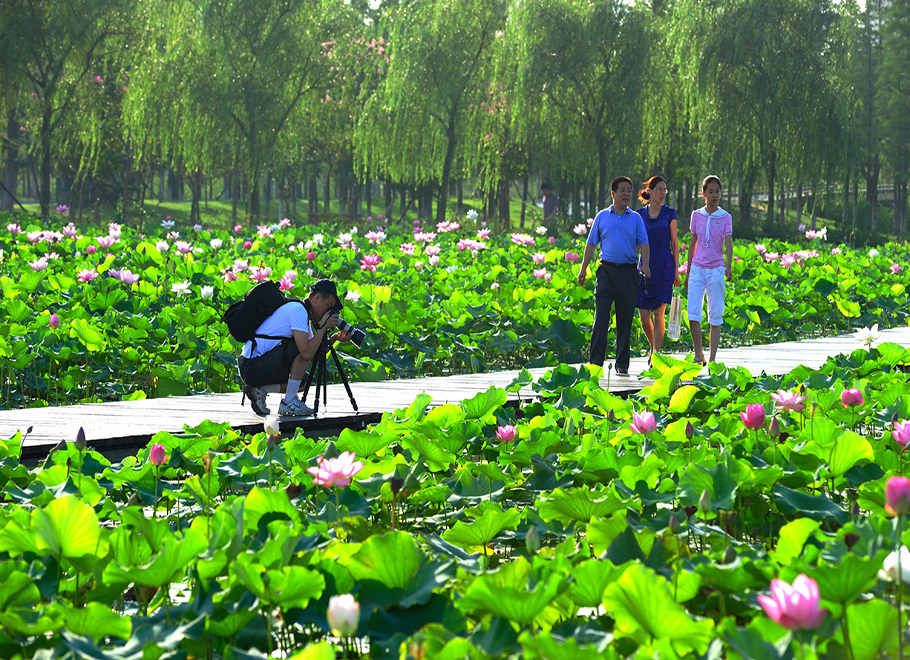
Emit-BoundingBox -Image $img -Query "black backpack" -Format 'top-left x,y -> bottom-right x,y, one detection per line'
223,281 -> 304,343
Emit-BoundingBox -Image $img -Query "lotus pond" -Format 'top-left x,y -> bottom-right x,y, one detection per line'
1,213 -> 909,408
1,344 -> 910,658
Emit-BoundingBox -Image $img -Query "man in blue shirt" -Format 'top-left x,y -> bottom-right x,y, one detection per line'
577,177 -> 650,374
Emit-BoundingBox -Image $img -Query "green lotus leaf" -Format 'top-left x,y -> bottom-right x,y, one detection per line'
442,505 -> 521,548
63,602 -> 131,642
0,570 -> 40,610
802,550 -> 888,609
568,558 -> 625,608
518,629 -> 616,660
586,512 -> 630,556
400,434 -> 456,472
461,386 -> 507,421
33,495 -> 103,561
772,484 -> 850,525
105,528 -> 207,588
603,562 -> 713,654
771,518 -> 821,566
844,599 -> 898,660
667,384 -> 700,413
537,486 -> 636,523
68,318 -> 106,352
677,458 -> 738,511
243,487 -> 299,533
455,557 -> 565,625
335,428 -> 395,457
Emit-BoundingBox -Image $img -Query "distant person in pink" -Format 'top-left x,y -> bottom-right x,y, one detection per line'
683,175 -> 732,365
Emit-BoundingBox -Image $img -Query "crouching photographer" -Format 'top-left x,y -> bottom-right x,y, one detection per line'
229,278 -> 354,417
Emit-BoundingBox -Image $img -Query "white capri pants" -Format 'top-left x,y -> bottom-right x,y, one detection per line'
687,264 -> 725,326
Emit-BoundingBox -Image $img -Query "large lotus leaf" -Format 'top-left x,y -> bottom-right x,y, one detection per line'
772,484 -> 849,525
63,602 -> 131,642
506,368 -> 534,392
0,603 -> 65,638
677,459 -> 738,511
461,386 -> 507,422
335,428 -> 395,457
584,388 -> 634,418
533,363 -> 591,394
667,385 -> 700,413
232,554 -> 325,609
721,618 -> 794,660
845,600 -> 898,660
105,528 -> 207,588
618,453 -> 666,491
518,629 -> 616,660
345,531 -> 453,608
286,642 -> 336,660
68,318 -> 106,352
442,506 -> 521,548
602,562 -> 713,654
568,559 -> 626,608
424,403 -> 465,429
400,434 -> 456,472
120,506 -> 172,552
243,487 -> 299,533
587,513 -> 630,556
455,557 -> 565,625
802,550 -> 887,608
0,570 -> 40,610
695,556 -> 767,594
770,519 -> 821,567
537,486 -> 637,523
33,495 -> 103,561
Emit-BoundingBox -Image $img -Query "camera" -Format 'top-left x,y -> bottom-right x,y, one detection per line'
331,304 -> 366,348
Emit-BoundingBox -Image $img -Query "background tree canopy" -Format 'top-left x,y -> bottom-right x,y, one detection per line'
0,0 -> 907,240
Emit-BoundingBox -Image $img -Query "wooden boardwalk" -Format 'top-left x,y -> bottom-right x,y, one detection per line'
3,326 -> 909,460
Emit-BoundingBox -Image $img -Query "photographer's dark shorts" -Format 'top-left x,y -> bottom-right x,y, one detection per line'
237,338 -> 301,387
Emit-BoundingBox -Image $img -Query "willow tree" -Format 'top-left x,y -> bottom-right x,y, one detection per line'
0,0 -> 127,220
356,0 -> 506,224
512,0 -> 652,209
880,0 -> 910,238
125,0 -> 340,222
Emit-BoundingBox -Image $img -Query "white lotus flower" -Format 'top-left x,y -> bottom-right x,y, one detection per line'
156,240 -> 169,253
210,238 -> 223,249
854,323 -> 879,349
535,226 -> 548,235
171,281 -> 191,297
879,546 -> 910,585
200,286 -> 214,299
345,289 -> 362,303
869,248 -> 880,258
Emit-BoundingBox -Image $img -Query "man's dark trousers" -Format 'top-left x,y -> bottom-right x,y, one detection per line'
589,262 -> 638,369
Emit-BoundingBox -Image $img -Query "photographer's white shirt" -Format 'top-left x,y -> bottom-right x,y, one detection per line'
241,302 -> 313,359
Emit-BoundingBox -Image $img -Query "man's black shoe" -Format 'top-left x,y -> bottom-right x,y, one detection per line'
244,384 -> 270,416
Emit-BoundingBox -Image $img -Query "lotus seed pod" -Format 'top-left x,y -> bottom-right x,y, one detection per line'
769,417 -> 781,439
526,526 -> 541,553
669,513 -> 682,534
698,489 -> 712,514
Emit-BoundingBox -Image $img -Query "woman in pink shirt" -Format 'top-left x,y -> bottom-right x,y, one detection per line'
683,175 -> 732,365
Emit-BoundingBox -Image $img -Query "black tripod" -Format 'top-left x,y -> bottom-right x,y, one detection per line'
301,334 -> 359,414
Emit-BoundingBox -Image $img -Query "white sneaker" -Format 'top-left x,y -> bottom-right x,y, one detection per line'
278,397 -> 314,417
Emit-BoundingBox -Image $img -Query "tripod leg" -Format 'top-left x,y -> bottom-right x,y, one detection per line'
329,345 -> 359,412
301,353 -> 320,405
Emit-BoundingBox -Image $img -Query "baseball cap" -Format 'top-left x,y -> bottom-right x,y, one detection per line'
310,279 -> 342,308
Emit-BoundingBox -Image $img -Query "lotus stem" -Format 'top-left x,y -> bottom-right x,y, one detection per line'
900,514 -> 904,660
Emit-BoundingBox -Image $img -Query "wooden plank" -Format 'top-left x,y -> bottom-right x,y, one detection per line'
3,326 -> 908,459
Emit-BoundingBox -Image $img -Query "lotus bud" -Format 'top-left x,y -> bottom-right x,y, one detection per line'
149,443 -> 167,467
390,477 -> 404,495
685,421 -> 695,440
893,411 -> 901,425
720,509 -> 738,531
698,489 -> 712,514
66,457 -> 72,469
607,409 -> 615,422
526,526 -> 541,553
285,483 -> 303,499
49,314 -> 60,329
886,476 -> 910,517
264,415 -> 280,438
74,426 -> 86,451
203,450 -> 216,472
844,533 -> 859,550
327,594 -> 360,638
669,513 -> 681,534
852,501 -> 860,517
723,546 -> 737,564
769,417 -> 780,439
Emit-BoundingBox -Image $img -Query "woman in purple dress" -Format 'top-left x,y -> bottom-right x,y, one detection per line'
635,176 -> 680,365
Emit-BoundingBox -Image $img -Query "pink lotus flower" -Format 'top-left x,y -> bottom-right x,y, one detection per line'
532,252 -> 546,265
249,266 -> 272,283
510,233 -> 535,246
96,235 -> 115,249
279,276 -> 294,292
257,225 -> 273,238
167,231 -> 179,240
307,451 -> 364,487
436,221 -> 460,233
565,252 -> 579,262
62,224 -> 78,239
45,252 -> 60,260
49,314 -> 60,329
283,269 -> 297,281
678,261 -> 688,274
841,388 -> 864,408
425,244 -> 441,256
233,259 -> 249,272
755,244 -> 767,254
629,411 -> 657,434
770,389 -> 807,414
894,420 -> 910,448
477,228 -> 491,240
174,240 -> 192,254
399,242 -> 415,256
327,594 -> 360,638
29,257 -> 49,271
56,204 -> 69,214
891,264 -> 902,274
886,476 -> 910,516
7,223 -> 21,235
280,217 -> 292,227
741,404 -> 766,430
243,240 -> 252,249
548,237 -> 555,245
532,268 -> 548,279
221,269 -> 238,283
307,251 -> 316,261
360,254 -> 381,272
573,224 -> 587,236
149,443 -> 168,466
831,247 -> 842,255
413,232 -> 437,243
495,425 -> 517,443
119,269 -> 139,285
757,574 -> 827,630
77,269 -> 98,283
234,224 -> 243,233
86,245 -> 97,254
365,230 -> 386,244
428,255 -> 439,267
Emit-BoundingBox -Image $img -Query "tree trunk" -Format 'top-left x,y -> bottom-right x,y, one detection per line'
323,166 -> 331,215
384,179 -> 393,218
866,155 -> 880,232
767,147 -> 776,225
263,172 -> 272,221
520,172 -> 529,229
457,179 -> 464,217
842,171 -> 849,225
189,170 -> 202,225
852,177 -> 858,230
38,103 -> 52,221
795,182 -> 803,227
683,180 -> 692,219
1,110 -> 19,212
597,139 -> 608,209
365,174 -> 372,219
